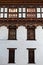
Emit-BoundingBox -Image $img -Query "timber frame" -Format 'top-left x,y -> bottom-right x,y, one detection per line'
0,2 -> 43,40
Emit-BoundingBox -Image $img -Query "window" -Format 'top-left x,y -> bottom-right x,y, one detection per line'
9,8 -> 17,12
37,8 -> 40,12
0,13 -> 3,18
1,8 -> 3,12
18,8 -> 26,18
42,13 -> 43,18
23,13 -> 26,18
27,8 -> 36,18
37,8 -> 41,18
37,8 -> 43,18
27,14 -> 36,18
7,48 -> 17,63
41,8 -> 43,18
4,13 -> 7,18
0,8 -> 7,18
37,13 -> 41,18
9,8 -> 17,18
27,48 -> 36,63
9,14 -> 17,18
19,13 -> 22,18
27,8 -> 36,12
19,8 -> 22,12
5,8 -> 7,12
1,7 -> 43,19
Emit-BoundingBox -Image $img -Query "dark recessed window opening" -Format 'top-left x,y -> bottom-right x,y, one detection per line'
7,48 -> 17,63
27,48 -> 36,64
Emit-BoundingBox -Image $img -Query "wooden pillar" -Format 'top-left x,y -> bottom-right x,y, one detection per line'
8,26 -> 17,40
27,26 -> 36,40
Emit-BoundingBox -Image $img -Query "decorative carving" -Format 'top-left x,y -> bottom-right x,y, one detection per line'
0,4 -> 43,40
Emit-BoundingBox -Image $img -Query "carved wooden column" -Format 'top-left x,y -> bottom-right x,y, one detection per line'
27,26 -> 36,40
8,26 -> 17,40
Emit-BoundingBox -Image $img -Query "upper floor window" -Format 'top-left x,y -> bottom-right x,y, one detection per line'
27,8 -> 36,18
27,8 -> 36,12
37,8 -> 41,18
9,8 -> 17,18
0,8 -> 7,18
37,8 -> 43,18
41,8 -> 43,18
0,7 -> 43,19
9,8 -> 17,12
18,8 -> 26,18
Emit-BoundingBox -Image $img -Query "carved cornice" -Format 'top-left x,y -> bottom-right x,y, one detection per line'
0,19 -> 43,27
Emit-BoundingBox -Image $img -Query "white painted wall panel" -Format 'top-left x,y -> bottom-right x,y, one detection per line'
0,26 -> 43,65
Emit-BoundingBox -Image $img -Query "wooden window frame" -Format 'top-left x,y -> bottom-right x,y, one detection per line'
18,7 -> 26,18
1,6 -> 43,19
7,48 -> 17,63
36,7 -> 43,18
8,8 -> 18,18
0,7 -> 7,18
26,8 -> 36,18
27,48 -> 36,64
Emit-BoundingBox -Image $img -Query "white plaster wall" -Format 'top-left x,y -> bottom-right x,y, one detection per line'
0,26 -> 43,65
